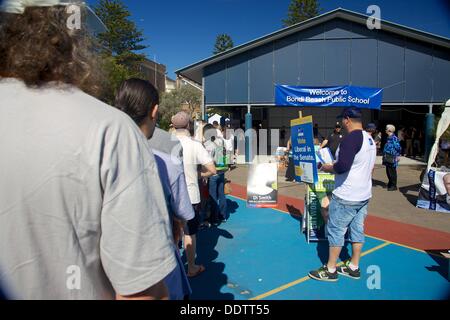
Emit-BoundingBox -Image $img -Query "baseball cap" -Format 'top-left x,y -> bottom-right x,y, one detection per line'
337,107 -> 362,119
171,111 -> 191,129
366,123 -> 377,130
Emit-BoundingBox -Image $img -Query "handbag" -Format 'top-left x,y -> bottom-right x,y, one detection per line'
383,153 -> 396,164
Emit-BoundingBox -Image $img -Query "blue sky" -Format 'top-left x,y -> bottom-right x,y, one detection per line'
87,0 -> 450,79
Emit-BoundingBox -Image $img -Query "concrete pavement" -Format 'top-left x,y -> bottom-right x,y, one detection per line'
225,163 -> 450,234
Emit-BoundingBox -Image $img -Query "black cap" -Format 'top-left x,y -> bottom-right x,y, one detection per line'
337,107 -> 362,119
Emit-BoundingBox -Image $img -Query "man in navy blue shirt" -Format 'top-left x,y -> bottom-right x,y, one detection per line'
309,107 -> 377,282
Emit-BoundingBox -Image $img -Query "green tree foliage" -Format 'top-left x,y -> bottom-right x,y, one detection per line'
99,54 -> 142,104
178,85 -> 202,115
159,85 -> 202,130
94,0 -> 147,103
213,34 -> 234,55
95,0 -> 147,66
283,0 -> 321,27
159,91 -> 182,130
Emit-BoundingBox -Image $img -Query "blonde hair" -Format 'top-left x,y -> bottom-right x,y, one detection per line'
386,124 -> 396,133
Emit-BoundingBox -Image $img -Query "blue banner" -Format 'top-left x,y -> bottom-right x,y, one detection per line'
275,85 -> 383,109
291,116 -> 318,184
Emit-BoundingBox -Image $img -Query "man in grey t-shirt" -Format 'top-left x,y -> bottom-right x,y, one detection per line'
0,79 -> 177,300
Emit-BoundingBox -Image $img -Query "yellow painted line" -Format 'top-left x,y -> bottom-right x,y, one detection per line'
227,194 -> 446,258
249,276 -> 310,301
228,191 -> 448,300
366,234 -> 426,253
250,242 -> 391,300
359,241 -> 392,257
365,234 -> 445,259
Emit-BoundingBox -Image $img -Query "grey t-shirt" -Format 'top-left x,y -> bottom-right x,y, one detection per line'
152,149 -> 195,222
148,128 -> 183,162
0,79 -> 176,299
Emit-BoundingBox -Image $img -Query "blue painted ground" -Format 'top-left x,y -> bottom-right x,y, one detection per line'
187,196 -> 450,300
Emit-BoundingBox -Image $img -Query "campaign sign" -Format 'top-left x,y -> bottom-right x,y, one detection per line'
417,168 -> 450,213
304,173 -> 335,242
290,116 -> 318,184
275,85 -> 383,110
247,162 -> 278,208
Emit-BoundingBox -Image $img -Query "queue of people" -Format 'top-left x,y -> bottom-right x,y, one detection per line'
0,1 -> 235,300
1,4 -> 177,299
0,0 -> 436,299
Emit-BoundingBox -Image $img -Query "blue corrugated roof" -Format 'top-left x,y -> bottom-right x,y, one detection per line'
176,8 -> 450,84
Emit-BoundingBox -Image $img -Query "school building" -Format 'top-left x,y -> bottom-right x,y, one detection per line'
176,8 -> 450,159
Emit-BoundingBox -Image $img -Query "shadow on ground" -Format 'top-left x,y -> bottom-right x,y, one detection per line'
372,179 -> 387,188
424,249 -> 450,283
187,226 -> 235,300
399,183 -> 421,206
373,177 -> 421,206
226,199 -> 239,216
285,204 -> 350,265
286,204 -> 303,217
316,241 -> 351,265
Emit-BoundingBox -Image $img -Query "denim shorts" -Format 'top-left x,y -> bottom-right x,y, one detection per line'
327,194 -> 369,247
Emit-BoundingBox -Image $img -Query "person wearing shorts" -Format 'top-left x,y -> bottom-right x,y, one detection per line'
172,112 -> 217,278
183,203 -> 201,237
309,107 -> 376,282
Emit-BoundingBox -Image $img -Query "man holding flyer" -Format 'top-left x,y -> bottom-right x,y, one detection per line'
309,107 -> 377,282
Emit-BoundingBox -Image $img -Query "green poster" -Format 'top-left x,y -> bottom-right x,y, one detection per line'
305,173 -> 335,242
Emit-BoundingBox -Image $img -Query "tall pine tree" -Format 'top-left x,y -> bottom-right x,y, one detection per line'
94,0 -> 147,103
283,0 -> 321,27
213,34 -> 234,55
95,0 -> 147,67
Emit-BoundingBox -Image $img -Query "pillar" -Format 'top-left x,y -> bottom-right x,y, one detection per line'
245,105 -> 253,163
201,77 -> 206,121
425,104 -> 435,161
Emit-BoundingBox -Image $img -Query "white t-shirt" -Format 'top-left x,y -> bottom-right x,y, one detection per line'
224,136 -> 234,153
216,128 -> 224,139
175,131 -> 213,204
333,130 -> 377,202
0,78 -> 176,299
